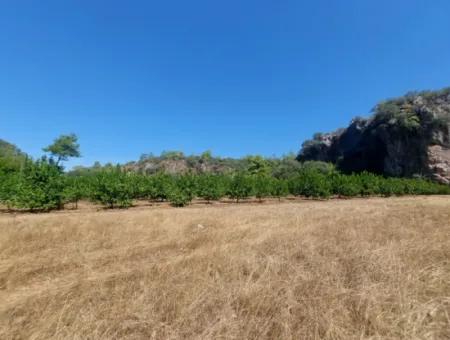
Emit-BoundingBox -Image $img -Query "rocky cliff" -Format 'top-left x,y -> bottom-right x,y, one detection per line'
298,88 -> 450,183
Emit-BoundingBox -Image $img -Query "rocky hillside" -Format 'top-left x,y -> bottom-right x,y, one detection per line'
298,88 -> 450,183
123,151 -> 248,175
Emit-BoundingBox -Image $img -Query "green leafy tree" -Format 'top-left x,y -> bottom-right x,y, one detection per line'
271,178 -> 289,201
246,155 -> 271,176
289,170 -> 331,199
357,172 -> 381,196
331,174 -> 360,198
253,174 -> 272,202
151,172 -> 173,201
167,187 -> 192,207
227,172 -> 253,203
197,174 -> 226,203
0,172 -> 20,209
90,169 -> 133,208
12,157 -> 65,211
167,174 -> 197,207
43,134 -> 81,165
62,176 -> 87,209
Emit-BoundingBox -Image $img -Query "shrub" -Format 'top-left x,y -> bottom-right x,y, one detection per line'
150,173 -> 173,201
90,169 -> 133,208
271,178 -> 289,201
331,174 -> 360,197
227,173 -> 253,202
197,174 -> 226,202
357,172 -> 381,196
167,187 -> 192,207
0,173 -> 20,209
253,175 -> 273,202
11,158 -> 65,211
167,174 -> 197,207
289,170 -> 331,199
62,176 -> 87,209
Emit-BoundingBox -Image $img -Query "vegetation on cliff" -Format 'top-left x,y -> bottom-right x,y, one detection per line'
298,87 -> 450,182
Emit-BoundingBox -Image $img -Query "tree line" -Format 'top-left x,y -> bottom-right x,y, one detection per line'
1,134 -> 449,211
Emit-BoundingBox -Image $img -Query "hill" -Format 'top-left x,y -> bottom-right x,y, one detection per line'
298,88 -> 450,183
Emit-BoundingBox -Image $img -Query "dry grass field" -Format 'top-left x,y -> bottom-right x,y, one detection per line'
0,197 -> 449,339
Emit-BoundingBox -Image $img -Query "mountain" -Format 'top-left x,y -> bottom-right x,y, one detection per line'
298,87 -> 450,183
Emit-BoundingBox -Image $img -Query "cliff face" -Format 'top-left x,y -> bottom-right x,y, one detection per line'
298,88 -> 450,183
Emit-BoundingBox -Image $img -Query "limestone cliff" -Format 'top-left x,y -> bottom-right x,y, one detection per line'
298,88 -> 450,183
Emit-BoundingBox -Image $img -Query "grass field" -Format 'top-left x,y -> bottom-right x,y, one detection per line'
1,197 -> 449,339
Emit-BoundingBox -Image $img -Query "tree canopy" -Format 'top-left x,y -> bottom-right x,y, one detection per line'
43,134 -> 81,164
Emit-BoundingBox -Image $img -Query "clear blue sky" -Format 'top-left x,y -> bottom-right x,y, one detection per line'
2,0 -> 450,168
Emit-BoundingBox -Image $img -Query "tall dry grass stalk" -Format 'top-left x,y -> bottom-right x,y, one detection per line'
0,196 -> 449,339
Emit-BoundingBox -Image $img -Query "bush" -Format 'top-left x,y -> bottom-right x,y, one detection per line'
357,172 -> 381,196
271,178 -> 289,201
167,187 -> 192,207
90,169 -> 133,208
289,170 -> 331,199
10,158 -> 65,211
197,174 -> 226,202
227,173 -> 253,202
167,174 -> 197,207
150,173 -> 173,202
331,174 -> 360,197
62,176 -> 87,209
0,173 -> 20,209
253,175 -> 273,202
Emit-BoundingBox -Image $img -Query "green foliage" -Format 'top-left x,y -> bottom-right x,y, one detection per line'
271,178 -> 289,200
0,139 -> 27,175
62,176 -> 87,209
1,132 -> 449,212
197,174 -> 226,202
301,161 -> 336,175
167,174 -> 197,207
10,158 -> 65,211
289,170 -> 331,199
271,154 -> 303,179
43,134 -> 81,164
0,173 -> 20,208
160,150 -> 185,160
90,169 -> 133,208
357,171 -> 381,196
246,155 -> 271,176
331,174 -> 360,197
253,174 -> 272,202
150,173 -> 173,201
167,187 -> 191,207
227,173 -> 253,202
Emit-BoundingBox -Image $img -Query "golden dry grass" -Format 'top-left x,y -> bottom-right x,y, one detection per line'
0,197 -> 449,339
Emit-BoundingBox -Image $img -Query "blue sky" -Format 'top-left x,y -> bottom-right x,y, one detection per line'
1,0 -> 450,168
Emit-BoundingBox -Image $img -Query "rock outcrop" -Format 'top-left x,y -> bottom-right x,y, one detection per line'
298,88 -> 450,183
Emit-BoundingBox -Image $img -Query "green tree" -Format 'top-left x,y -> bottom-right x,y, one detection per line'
167,174 -> 197,207
90,169 -> 133,208
289,170 -> 331,199
151,172 -> 173,201
62,176 -> 88,209
227,172 -> 253,203
253,174 -> 272,202
331,174 -> 360,198
246,155 -> 271,176
43,134 -> 81,165
197,174 -> 226,203
12,157 -> 65,211
271,178 -> 289,201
